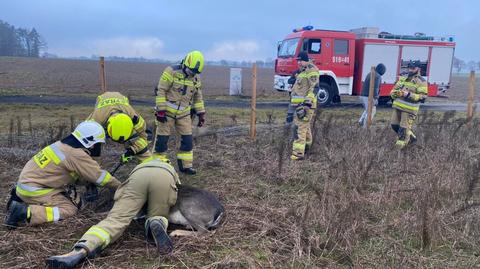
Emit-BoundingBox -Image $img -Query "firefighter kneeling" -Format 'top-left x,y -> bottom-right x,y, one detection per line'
5,121 -> 121,229
87,91 -> 151,164
390,61 -> 427,148
46,156 -> 179,269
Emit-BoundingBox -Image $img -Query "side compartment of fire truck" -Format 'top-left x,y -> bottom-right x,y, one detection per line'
354,36 -> 455,104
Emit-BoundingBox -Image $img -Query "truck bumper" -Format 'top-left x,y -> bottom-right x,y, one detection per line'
274,75 -> 292,92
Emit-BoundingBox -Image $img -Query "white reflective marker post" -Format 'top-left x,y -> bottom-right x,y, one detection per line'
229,68 -> 242,96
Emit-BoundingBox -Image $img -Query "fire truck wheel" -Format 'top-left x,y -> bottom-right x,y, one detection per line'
315,82 -> 334,106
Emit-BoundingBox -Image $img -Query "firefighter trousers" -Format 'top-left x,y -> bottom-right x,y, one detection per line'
18,191 -> 78,225
292,109 -> 314,158
391,109 -> 417,147
74,167 -> 178,253
154,116 -> 194,169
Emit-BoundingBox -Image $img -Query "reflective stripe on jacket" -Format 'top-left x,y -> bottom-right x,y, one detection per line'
17,141 -> 120,197
391,75 -> 427,115
87,92 -> 149,155
290,63 -> 319,109
156,65 -> 205,118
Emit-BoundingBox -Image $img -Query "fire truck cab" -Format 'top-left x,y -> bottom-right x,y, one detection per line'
274,26 -> 456,106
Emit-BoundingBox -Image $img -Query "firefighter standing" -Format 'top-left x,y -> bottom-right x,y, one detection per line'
390,61 -> 427,148
87,91 -> 151,164
290,51 -> 320,160
46,156 -> 180,268
153,51 -> 206,175
5,121 -> 121,228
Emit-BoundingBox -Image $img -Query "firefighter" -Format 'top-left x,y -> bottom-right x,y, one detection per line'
87,91 -> 151,164
290,51 -> 320,160
45,156 -> 179,269
390,61 -> 427,148
153,50 -> 206,175
4,121 -> 121,229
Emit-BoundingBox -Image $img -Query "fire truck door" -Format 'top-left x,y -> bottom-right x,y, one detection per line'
331,38 -> 352,78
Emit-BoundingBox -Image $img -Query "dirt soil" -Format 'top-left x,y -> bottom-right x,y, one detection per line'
0,57 -> 279,98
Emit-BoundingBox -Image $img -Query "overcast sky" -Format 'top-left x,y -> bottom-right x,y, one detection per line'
1,0 -> 478,61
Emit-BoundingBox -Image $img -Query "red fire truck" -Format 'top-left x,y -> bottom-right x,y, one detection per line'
274,26 -> 456,106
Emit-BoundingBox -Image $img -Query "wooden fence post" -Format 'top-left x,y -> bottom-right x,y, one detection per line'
250,63 -> 257,139
467,71 -> 476,124
367,66 -> 376,128
99,56 -> 106,92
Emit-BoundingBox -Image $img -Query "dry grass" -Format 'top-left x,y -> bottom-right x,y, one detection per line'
0,107 -> 480,268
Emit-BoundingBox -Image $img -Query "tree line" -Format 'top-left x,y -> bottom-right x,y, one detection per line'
0,20 -> 46,57
453,57 -> 480,73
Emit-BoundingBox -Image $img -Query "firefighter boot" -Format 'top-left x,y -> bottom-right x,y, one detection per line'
177,160 -> 197,175
290,155 -> 304,161
45,248 -> 87,269
5,200 -> 28,229
147,218 -> 173,255
395,127 -> 407,149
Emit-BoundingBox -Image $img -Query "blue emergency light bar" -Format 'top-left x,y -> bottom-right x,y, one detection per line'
293,26 -> 313,33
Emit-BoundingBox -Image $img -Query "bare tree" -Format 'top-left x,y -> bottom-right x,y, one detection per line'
0,20 -> 47,57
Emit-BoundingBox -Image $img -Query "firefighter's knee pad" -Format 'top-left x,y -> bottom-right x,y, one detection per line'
180,135 -> 193,151
293,125 -> 299,140
154,135 -> 169,153
391,124 -> 400,133
397,127 -> 406,140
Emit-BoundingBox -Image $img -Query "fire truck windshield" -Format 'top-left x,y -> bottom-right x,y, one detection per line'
278,38 -> 300,58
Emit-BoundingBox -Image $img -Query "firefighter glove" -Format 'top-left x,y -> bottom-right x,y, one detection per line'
197,113 -> 206,127
420,95 -> 426,103
155,110 -> 167,123
84,183 -> 98,202
120,148 -> 135,164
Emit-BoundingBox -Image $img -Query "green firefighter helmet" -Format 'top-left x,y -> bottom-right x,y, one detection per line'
183,50 -> 204,74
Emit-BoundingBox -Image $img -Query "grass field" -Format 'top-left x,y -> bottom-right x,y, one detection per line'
0,103 -> 479,268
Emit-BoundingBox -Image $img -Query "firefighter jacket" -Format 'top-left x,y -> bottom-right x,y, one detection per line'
155,65 -> 205,119
87,92 -> 149,155
290,63 -> 320,109
16,141 -> 121,198
390,74 -> 428,115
